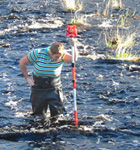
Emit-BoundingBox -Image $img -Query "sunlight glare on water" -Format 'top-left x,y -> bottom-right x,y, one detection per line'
0,0 -> 140,150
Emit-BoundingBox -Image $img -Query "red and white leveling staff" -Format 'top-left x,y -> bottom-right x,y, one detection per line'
66,24 -> 78,126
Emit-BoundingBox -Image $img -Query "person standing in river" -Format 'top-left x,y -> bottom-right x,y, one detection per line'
19,38 -> 78,120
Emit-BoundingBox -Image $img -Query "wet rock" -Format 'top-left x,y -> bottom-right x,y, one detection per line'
0,43 -> 10,48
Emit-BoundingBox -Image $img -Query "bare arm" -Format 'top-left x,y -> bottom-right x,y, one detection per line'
63,38 -> 78,63
19,55 -> 34,86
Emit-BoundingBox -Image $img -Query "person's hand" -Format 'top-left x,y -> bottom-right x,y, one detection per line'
70,38 -> 77,46
26,77 -> 35,86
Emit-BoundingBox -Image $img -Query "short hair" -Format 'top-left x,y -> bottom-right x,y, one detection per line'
50,42 -> 64,54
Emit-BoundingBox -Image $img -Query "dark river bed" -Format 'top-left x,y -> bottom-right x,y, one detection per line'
0,0 -> 140,149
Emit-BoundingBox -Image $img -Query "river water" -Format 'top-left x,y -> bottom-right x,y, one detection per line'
0,0 -> 140,149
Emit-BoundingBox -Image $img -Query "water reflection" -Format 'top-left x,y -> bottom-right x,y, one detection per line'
0,0 -> 140,149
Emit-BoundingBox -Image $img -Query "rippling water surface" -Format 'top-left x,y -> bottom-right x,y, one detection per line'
0,0 -> 140,149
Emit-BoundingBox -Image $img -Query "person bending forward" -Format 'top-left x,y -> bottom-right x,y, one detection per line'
19,39 -> 78,118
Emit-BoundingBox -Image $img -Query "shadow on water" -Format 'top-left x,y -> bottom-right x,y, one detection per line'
0,115 -> 140,150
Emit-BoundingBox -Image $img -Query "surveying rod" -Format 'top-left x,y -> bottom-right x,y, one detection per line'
72,41 -> 78,126
66,24 -> 78,126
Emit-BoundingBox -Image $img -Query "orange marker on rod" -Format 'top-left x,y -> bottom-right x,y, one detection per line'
66,24 -> 78,126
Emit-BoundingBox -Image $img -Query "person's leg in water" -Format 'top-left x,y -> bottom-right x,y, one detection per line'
30,88 -> 49,118
48,88 -> 66,122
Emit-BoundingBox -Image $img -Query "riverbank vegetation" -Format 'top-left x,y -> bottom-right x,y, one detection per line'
60,0 -> 140,62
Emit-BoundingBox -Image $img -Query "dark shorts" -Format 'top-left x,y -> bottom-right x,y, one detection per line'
30,75 -> 65,117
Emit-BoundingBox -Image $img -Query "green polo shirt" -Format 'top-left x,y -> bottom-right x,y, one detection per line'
27,46 -> 64,77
